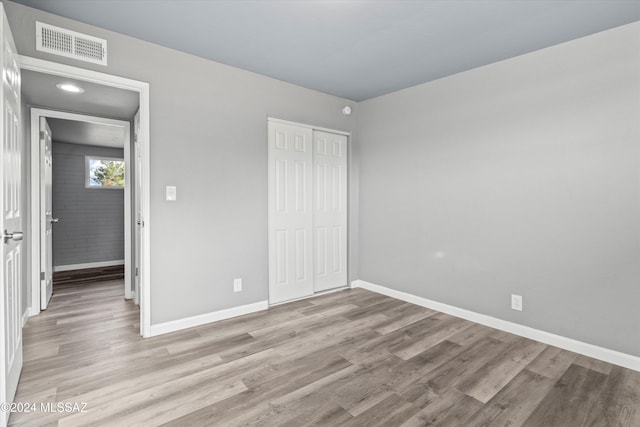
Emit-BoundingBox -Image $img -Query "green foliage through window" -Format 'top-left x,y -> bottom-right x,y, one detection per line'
87,158 -> 125,188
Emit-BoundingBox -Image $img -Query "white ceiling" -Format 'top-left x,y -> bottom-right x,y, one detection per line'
47,118 -> 125,149
21,69 -> 139,120
12,0 -> 640,101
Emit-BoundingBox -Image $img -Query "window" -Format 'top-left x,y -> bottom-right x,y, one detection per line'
85,156 -> 125,189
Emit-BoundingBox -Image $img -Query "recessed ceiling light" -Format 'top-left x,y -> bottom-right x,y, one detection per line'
56,83 -> 84,93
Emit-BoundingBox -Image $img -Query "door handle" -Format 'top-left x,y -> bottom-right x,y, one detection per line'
50,218 -> 59,223
3,230 -> 23,243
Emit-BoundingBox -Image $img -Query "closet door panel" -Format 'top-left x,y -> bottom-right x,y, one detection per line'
268,122 -> 313,303
313,130 -> 348,292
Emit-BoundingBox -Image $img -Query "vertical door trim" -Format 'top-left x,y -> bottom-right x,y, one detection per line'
20,55 -> 152,337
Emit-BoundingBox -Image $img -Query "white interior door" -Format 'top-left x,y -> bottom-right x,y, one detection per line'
134,110 -> 141,306
39,117 -> 53,310
313,131 -> 348,292
268,121 -> 314,304
0,4 -> 23,423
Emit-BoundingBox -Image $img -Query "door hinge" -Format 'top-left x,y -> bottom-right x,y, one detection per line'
40,272 -> 45,280
135,267 -> 139,277
40,131 -> 45,139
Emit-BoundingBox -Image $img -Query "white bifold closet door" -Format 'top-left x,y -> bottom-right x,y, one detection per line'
268,121 -> 347,304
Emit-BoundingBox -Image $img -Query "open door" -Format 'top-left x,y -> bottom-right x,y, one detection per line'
133,110 -> 141,305
39,117 -> 53,310
0,3 -> 23,424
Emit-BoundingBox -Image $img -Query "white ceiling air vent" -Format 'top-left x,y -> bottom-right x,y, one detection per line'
36,22 -> 107,66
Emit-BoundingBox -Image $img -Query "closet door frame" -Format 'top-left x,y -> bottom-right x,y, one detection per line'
267,117 -> 350,305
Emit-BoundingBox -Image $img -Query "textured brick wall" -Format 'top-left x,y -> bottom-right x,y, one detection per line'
52,142 -> 124,267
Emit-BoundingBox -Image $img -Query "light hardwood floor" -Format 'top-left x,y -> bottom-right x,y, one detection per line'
9,280 -> 640,426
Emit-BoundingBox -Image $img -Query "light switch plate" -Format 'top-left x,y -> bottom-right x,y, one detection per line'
166,186 -> 177,201
511,294 -> 523,311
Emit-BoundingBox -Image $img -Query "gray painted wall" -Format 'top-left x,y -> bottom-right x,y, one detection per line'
10,0 -> 635,359
52,142 -> 124,267
357,22 -> 640,357
4,1 -> 357,324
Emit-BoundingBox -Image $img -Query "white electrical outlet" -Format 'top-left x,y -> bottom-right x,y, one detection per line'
511,294 -> 523,311
233,278 -> 242,292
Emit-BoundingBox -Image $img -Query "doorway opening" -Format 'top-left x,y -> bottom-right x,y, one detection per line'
31,109 -> 132,310
20,56 -> 151,336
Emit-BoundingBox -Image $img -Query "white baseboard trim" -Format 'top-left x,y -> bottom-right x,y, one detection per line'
53,260 -> 125,272
149,300 -> 269,337
21,309 -> 29,327
351,280 -> 640,372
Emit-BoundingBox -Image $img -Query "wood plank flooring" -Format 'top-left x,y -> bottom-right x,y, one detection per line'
52,265 -> 125,286
9,280 -> 640,426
